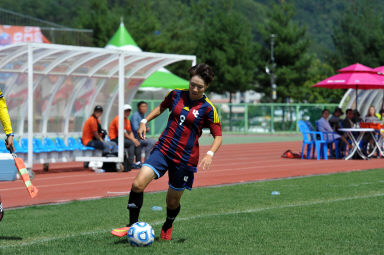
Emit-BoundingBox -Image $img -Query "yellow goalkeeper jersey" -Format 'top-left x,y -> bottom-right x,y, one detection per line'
0,89 -> 13,135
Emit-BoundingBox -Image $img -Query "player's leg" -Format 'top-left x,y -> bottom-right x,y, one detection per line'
161,166 -> 195,240
127,166 -> 156,226
0,194 -> 3,222
161,188 -> 183,236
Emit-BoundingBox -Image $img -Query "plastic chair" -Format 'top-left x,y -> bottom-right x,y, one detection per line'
31,138 -> 53,153
298,120 -> 328,160
0,140 -> 8,153
13,139 -> 28,154
315,120 -> 340,159
55,137 -> 73,151
43,137 -> 65,152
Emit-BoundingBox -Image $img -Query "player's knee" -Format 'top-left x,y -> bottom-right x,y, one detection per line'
166,198 -> 180,209
131,180 -> 146,193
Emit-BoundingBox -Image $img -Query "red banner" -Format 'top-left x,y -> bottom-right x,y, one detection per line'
0,25 -> 50,47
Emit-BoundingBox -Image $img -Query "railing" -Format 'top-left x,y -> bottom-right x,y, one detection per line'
130,100 -> 338,135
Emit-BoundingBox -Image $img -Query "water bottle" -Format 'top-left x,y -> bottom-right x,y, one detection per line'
271,191 -> 280,196
152,206 -> 163,211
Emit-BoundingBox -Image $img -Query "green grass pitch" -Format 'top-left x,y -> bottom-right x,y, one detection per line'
0,169 -> 383,254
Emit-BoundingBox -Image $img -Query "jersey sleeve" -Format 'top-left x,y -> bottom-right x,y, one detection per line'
0,90 -> 13,135
160,90 -> 175,110
205,106 -> 222,137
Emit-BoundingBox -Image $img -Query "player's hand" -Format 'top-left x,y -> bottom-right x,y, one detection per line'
198,154 -> 213,171
138,123 -> 147,140
6,135 -> 15,152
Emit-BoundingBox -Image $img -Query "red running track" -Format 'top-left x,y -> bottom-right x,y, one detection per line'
1,141 -> 383,208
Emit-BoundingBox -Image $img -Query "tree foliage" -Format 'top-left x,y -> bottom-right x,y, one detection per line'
2,0 -> 384,104
330,0 -> 384,69
196,1 -> 257,99
257,1 -> 312,102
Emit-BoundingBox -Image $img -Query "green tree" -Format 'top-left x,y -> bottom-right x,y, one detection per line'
256,1 -> 312,103
74,0 -> 118,47
330,0 -> 384,69
196,1 -> 256,101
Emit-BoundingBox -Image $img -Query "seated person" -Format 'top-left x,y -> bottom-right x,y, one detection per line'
328,107 -> 343,134
362,106 -> 380,155
318,109 -> 352,154
81,105 -> 118,154
109,104 -> 140,171
342,108 -> 354,129
364,105 -> 380,123
353,110 -> 362,123
376,108 -> 384,120
130,101 -> 156,164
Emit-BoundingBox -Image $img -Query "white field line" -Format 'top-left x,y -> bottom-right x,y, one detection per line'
1,192 -> 384,249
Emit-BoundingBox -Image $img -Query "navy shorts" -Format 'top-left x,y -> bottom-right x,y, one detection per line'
143,149 -> 196,191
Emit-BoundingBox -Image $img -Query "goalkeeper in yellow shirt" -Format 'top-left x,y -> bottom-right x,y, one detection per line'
0,88 -> 15,222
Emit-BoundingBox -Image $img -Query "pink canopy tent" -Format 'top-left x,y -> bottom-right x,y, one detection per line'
313,63 -> 384,108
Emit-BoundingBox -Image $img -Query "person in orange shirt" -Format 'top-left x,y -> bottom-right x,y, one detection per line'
82,105 -> 117,154
109,104 -> 141,172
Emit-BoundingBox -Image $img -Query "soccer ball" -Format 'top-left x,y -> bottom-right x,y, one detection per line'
127,222 -> 155,247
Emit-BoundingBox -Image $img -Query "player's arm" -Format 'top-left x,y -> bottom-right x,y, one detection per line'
0,94 -> 15,151
138,105 -> 167,140
199,135 -> 222,171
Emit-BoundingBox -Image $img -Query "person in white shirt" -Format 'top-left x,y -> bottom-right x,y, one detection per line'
317,109 -> 352,153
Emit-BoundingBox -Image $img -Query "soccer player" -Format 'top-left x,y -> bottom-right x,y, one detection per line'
0,88 -> 15,222
108,104 -> 141,171
112,63 -> 222,240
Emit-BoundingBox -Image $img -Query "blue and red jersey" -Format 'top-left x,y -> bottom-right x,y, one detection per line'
154,89 -> 222,168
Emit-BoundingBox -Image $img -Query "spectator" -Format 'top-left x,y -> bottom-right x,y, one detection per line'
353,110 -> 362,123
363,106 -> 380,155
364,105 -> 380,123
130,101 -> 156,165
376,109 -> 384,120
329,107 -> 343,134
318,109 -> 352,155
342,108 -> 354,129
81,105 -> 117,154
109,104 -> 140,172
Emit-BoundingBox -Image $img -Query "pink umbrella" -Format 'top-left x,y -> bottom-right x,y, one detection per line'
338,63 -> 376,73
373,65 -> 384,74
313,63 -> 384,108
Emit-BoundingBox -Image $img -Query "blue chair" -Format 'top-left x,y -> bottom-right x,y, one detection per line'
315,120 -> 340,159
67,137 -> 95,151
0,140 -> 9,153
55,137 -> 73,151
298,120 -> 328,160
14,139 -> 27,154
77,138 -> 95,151
43,137 -> 65,152
30,138 -> 52,153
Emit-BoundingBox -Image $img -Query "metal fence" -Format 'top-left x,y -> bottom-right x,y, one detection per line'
131,100 -> 338,136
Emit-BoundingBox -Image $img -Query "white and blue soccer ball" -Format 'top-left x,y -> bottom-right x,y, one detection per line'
127,222 -> 155,247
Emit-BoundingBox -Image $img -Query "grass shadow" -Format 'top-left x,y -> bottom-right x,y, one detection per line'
0,236 -> 23,240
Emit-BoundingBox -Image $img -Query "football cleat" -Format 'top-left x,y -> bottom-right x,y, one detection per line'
111,226 -> 130,237
160,226 -> 173,240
